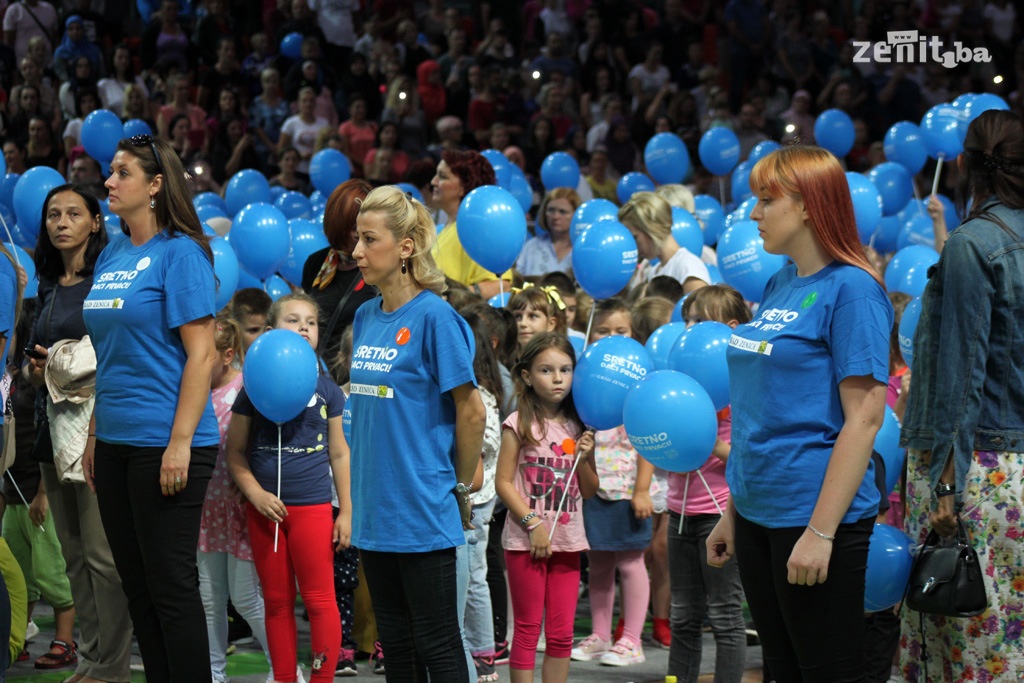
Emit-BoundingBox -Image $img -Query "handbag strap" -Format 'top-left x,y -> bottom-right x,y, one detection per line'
19,2 -> 53,44
319,273 -> 362,355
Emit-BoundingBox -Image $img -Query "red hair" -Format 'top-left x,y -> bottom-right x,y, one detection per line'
442,149 -> 496,197
323,178 -> 373,253
750,146 -> 883,286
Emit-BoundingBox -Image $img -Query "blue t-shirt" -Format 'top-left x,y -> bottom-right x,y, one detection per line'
726,262 -> 892,528
83,231 -> 219,447
233,374 -> 344,506
349,290 -> 477,552
0,255 -> 15,425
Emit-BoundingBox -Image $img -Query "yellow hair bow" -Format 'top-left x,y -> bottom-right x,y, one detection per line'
512,282 -> 566,311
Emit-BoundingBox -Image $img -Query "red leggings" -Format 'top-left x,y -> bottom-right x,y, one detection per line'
505,550 -> 581,670
248,503 -> 340,683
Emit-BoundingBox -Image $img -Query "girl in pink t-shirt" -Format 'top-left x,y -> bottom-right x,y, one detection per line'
665,285 -> 751,681
198,315 -> 270,682
495,333 -> 598,683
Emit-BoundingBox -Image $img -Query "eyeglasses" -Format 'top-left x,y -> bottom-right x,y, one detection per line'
519,462 -> 578,501
128,134 -> 163,175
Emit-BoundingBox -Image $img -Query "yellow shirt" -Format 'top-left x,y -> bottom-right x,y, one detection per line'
586,176 -> 618,203
433,222 -> 513,286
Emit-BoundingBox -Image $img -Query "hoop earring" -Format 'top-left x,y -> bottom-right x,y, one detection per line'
401,259 -> 407,275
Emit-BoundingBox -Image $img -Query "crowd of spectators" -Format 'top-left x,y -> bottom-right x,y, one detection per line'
0,0 -> 1021,211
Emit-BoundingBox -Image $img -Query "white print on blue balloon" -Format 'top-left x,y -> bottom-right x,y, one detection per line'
628,431 -> 672,451
852,30 -> 991,69
599,354 -> 648,385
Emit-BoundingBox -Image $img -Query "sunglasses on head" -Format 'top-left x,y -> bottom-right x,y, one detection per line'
128,134 -> 163,175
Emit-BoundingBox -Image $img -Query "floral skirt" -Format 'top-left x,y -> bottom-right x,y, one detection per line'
900,449 -> 1024,682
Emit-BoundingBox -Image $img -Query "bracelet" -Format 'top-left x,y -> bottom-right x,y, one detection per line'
526,521 -> 543,532
807,524 -> 835,542
936,482 -> 955,497
520,511 -> 538,527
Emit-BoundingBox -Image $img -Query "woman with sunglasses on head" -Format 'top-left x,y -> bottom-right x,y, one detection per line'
83,134 -> 220,682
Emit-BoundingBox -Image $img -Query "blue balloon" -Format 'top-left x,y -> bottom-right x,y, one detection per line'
264,274 -> 291,301
507,166 -> 533,214
0,204 -> 14,240
309,149 -> 351,195
0,147 -> 4,176
488,291 -> 511,308
667,321 -> 732,410
81,109 -> 125,165
867,163 -> 913,217
730,161 -> 753,203
898,296 -> 922,369
814,109 -> 856,157
883,245 -> 939,297
706,264 -> 723,284
698,127 -> 741,176
568,335 -> 585,358
211,236 -> 239,310
693,195 -> 725,246
874,407 -> 906,494
268,186 -> 286,203
231,203 -> 291,280
571,199 -> 618,244
480,149 -> 512,188
623,370 -> 718,473
962,93 -> 1009,134
395,182 -> 424,204
865,523 -> 914,612
644,322 -> 688,370
846,172 -> 883,243
571,219 -> 638,300
871,214 -> 901,253
5,243 -> 36,298
196,203 -> 228,225
243,329 -> 318,423
275,191 -> 313,220
280,32 -> 304,60
13,166 -> 65,241
670,207 -> 703,257
123,118 -> 152,138
897,213 -> 935,251
236,266 -> 262,290
883,122 -> 928,175
935,193 -> 959,231
573,335 -> 653,430
280,218 -> 329,284
0,174 -> 21,210
103,213 -> 122,241
540,152 -> 580,191
225,170 -> 272,217
194,191 -> 228,212
717,220 -> 786,302
727,196 -> 757,227
7,221 -> 33,251
457,185 -> 527,274
617,172 -> 655,204
896,197 -> 928,227
748,140 -> 781,164
670,294 -> 688,323
644,133 -> 690,184
920,104 -> 964,159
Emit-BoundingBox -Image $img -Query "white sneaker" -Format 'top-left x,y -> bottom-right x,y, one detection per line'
570,634 -> 610,661
25,620 -> 39,642
536,634 -> 546,652
599,638 -> 645,667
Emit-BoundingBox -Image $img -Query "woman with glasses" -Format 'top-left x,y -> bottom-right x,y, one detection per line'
515,188 -> 580,279
83,134 -> 219,682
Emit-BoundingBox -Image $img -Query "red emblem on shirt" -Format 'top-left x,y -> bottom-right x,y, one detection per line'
395,327 -> 411,345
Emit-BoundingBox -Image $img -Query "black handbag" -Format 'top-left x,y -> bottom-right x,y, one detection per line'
905,518 -> 987,617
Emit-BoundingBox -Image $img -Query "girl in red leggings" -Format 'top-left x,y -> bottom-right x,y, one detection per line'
227,293 -> 351,683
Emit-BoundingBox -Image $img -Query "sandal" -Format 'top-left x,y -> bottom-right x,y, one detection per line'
35,640 -> 78,669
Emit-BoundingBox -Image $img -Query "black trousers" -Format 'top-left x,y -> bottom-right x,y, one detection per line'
94,442 -> 215,683
734,513 -> 873,683
486,505 -> 508,643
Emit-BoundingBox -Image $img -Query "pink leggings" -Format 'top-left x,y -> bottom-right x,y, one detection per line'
587,550 -> 649,646
505,550 -> 580,670
248,503 -> 340,683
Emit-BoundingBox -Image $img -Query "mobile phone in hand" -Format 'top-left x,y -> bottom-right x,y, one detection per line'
23,346 -> 45,360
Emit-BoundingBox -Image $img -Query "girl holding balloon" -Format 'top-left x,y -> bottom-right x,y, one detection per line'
667,285 -> 751,683
495,332 -> 598,683
706,146 -> 891,681
571,299 -> 657,668
226,293 -> 349,683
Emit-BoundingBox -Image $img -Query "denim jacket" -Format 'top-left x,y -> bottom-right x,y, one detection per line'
900,200 -> 1024,502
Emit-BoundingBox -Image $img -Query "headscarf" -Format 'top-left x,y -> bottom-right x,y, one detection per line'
53,16 -> 103,75
416,60 -> 446,125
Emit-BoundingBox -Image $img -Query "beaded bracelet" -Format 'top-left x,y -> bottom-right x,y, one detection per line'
520,511 -> 538,527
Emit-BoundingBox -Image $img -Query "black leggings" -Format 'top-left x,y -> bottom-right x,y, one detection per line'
734,513 -> 873,683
